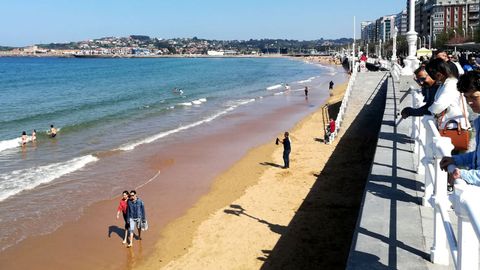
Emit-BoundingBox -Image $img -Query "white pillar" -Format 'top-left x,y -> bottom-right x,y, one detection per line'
402,0 -> 420,75
379,39 -> 382,59
392,21 -> 398,62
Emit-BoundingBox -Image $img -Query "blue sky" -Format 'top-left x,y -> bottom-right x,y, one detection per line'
1,0 -> 406,47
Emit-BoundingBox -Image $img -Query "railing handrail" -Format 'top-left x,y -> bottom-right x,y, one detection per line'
408,85 -> 480,269
332,62 -> 358,141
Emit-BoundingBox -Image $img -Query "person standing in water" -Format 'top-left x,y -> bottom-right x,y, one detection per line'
21,131 -> 28,146
304,86 -> 309,97
329,81 -> 334,90
31,129 -> 36,142
50,125 -> 57,138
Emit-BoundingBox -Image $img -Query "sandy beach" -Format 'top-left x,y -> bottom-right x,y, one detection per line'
137,79 -> 360,269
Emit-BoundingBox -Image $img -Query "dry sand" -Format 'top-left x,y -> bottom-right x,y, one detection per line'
137,79 -> 370,270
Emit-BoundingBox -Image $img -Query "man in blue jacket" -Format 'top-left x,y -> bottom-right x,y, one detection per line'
126,190 -> 146,248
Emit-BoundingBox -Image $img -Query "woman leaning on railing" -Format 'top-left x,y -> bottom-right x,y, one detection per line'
440,71 -> 480,187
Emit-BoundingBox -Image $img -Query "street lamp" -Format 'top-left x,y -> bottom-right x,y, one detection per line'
471,26 -> 475,40
453,29 -> 457,38
422,36 -> 426,48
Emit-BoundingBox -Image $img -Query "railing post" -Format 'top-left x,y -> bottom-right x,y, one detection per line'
421,116 -> 434,207
417,116 -> 426,176
454,183 -> 480,270
430,136 -> 453,265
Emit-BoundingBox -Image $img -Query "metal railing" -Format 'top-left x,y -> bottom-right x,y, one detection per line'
410,91 -> 480,269
331,62 -> 358,141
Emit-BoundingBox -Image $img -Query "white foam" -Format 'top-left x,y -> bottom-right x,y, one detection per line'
178,102 -> 192,106
266,84 -> 283,90
0,155 -> 98,202
119,98 -> 255,151
0,138 -> 22,152
296,76 -> 317,84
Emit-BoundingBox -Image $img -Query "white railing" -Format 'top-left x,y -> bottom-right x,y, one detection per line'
332,62 -> 358,141
391,62 -> 402,82
412,113 -> 480,269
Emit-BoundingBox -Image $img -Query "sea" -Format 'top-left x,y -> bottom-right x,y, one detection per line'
0,56 -> 347,252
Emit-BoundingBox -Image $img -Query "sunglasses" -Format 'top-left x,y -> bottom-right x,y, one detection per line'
415,77 -> 427,84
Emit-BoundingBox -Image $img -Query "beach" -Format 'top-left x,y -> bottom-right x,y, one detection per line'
137,80 -> 352,269
0,58 -> 350,269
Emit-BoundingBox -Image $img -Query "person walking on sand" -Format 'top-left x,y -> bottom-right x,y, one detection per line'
21,131 -> 27,146
116,190 -> 130,244
329,81 -> 334,90
276,132 -> 291,169
126,190 -> 146,248
304,86 -> 309,97
49,125 -> 57,138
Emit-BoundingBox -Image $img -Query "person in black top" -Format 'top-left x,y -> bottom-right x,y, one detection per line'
329,81 -> 334,90
276,132 -> 291,169
400,66 -> 438,119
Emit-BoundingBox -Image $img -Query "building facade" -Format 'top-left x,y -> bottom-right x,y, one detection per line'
395,9 -> 408,35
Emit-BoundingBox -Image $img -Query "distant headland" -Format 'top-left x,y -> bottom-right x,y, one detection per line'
0,35 -> 353,58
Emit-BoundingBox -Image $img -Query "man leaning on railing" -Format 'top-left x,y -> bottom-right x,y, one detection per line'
440,71 -> 480,187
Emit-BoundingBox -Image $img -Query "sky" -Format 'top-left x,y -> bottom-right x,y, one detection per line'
1,0 -> 406,47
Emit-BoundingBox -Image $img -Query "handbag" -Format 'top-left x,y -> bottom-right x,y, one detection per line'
438,94 -> 469,151
140,219 -> 148,231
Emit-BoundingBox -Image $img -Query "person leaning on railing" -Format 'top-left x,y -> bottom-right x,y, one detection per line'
440,71 -> 480,186
400,66 -> 438,119
425,58 -> 470,131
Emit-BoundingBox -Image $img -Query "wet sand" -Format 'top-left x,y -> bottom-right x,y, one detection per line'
137,81 -> 352,269
0,64 -> 347,269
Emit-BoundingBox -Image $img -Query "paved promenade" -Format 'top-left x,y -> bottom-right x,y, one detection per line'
346,72 -> 453,269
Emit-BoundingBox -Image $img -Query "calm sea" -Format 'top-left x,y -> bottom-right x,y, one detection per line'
0,56 -> 344,251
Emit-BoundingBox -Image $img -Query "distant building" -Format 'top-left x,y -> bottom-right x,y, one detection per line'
395,9 -> 408,35
376,15 -> 396,42
414,0 -> 479,40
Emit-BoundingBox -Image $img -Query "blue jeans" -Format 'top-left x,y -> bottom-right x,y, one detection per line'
283,150 -> 290,168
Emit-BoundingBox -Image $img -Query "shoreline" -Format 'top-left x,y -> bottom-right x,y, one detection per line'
139,80 -> 349,269
0,60 -> 346,269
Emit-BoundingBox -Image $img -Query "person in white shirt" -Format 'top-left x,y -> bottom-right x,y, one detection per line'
426,58 -> 469,130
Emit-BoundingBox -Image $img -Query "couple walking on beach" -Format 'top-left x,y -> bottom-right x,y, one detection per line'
116,190 -> 147,248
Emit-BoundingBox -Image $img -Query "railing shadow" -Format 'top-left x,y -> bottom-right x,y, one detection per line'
260,73 -> 388,270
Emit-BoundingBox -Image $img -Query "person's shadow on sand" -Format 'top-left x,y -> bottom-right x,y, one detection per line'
224,204 -> 286,235
108,225 -> 124,239
259,162 -> 283,168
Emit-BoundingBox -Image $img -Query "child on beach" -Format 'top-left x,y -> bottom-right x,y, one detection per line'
116,191 -> 130,244
126,190 -> 146,248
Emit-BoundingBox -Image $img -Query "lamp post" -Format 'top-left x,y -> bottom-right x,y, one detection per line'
379,39 -> 382,59
392,26 -> 398,62
428,35 -> 431,49
471,26 -> 475,40
402,0 -> 420,75
453,29 -> 457,38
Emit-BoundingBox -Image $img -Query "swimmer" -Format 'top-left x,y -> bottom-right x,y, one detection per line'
21,131 -> 28,145
50,125 -> 57,138
31,129 -> 36,141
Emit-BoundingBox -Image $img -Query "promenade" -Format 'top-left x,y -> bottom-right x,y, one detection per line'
346,72 -> 454,269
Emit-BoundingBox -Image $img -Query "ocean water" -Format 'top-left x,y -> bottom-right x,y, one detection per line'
0,57 -> 344,252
